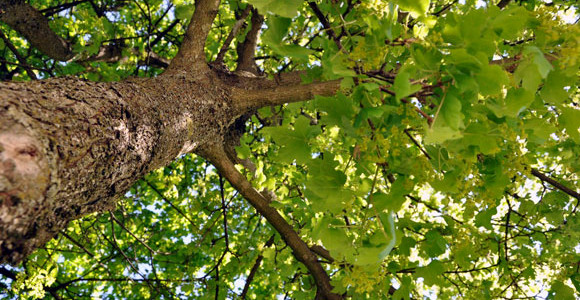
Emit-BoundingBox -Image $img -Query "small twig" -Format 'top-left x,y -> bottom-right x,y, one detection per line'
240,235 -> 275,299
531,168 -> 580,212
109,212 -> 167,255
0,30 -> 37,79
432,0 -> 459,17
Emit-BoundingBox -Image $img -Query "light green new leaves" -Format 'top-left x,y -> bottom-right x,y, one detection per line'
262,116 -> 320,163
247,0 -> 302,18
262,16 -> 314,62
396,0 -> 430,18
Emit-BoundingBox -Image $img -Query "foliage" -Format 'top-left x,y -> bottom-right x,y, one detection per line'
1,0 -> 579,299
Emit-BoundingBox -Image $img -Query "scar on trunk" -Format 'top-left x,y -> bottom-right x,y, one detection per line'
0,124 -> 49,206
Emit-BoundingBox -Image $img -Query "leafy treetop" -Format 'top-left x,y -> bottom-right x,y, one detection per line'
0,0 -> 579,299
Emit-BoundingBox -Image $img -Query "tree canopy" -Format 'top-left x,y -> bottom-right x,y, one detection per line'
0,0 -> 579,299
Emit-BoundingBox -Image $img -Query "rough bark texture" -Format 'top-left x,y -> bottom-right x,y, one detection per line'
0,72 -> 235,264
0,68 -> 340,266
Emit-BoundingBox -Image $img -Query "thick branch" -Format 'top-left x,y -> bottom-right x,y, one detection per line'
199,146 -> 341,300
232,79 -> 340,111
168,0 -> 220,74
235,9 -> 264,74
0,0 -> 73,61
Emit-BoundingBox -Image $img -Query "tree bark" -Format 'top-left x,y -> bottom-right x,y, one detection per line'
0,72 -> 235,264
0,67 -> 340,265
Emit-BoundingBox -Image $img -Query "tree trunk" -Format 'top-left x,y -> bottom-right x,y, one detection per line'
0,72 -> 234,264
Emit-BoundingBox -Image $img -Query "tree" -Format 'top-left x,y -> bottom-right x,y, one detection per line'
0,0 -> 578,298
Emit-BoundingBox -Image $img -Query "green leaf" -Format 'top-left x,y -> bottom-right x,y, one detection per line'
488,88 -> 535,118
323,53 -> 356,79
549,281 -> 576,300
571,274 -> 580,292
424,123 -> 463,145
441,91 -> 463,131
174,4 -> 194,20
262,16 -> 314,62
411,45 -> 442,71
415,260 -> 445,286
462,123 -> 500,155
446,49 -> 482,74
514,59 -> 543,92
263,116 -> 320,163
560,107 -> 580,142
316,218 -> 350,251
262,16 -> 291,45
394,71 -> 421,101
423,230 -> 447,257
315,93 -> 356,130
373,178 -> 412,212
396,0 -> 430,18
491,6 -> 529,40
247,0 -> 303,18
523,46 -> 553,79
474,207 -> 497,230
476,64 -> 509,96
304,155 -> 353,213
540,70 -> 575,105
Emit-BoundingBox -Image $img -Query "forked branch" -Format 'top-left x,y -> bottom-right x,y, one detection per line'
236,8 -> 264,74
199,145 -> 342,300
215,5 -> 252,64
168,0 -> 221,74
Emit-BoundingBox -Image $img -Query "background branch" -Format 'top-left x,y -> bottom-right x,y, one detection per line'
199,145 -> 342,300
0,0 -> 73,61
